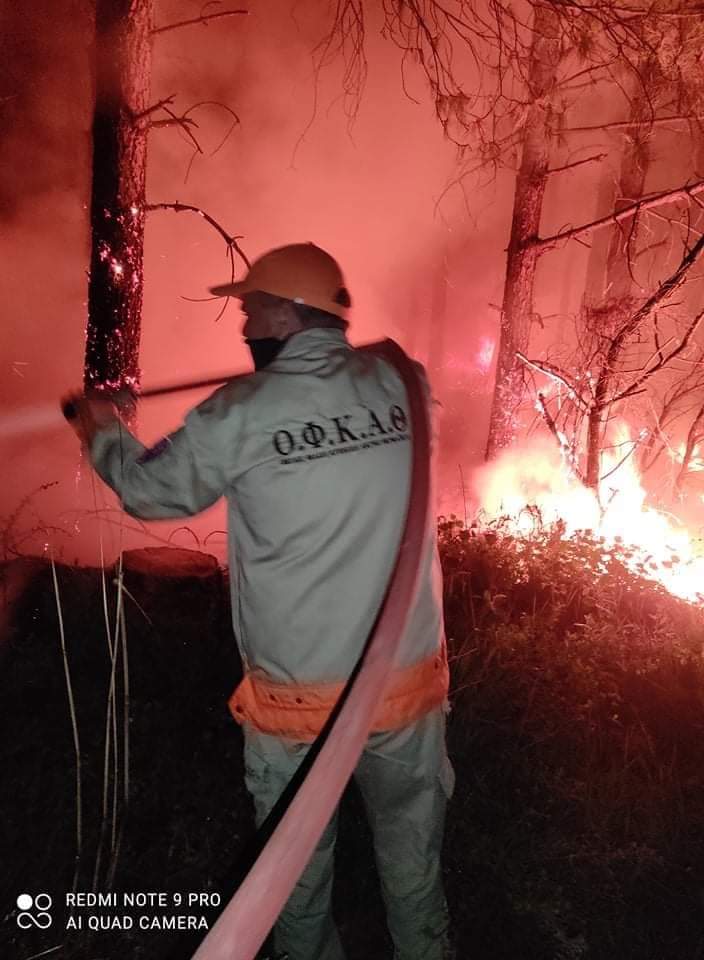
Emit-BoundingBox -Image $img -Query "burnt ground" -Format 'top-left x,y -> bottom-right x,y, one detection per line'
2,544 -> 704,960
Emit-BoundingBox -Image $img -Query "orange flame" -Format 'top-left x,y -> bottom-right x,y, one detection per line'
470,425 -> 704,603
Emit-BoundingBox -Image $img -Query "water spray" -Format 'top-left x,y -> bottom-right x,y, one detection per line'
0,374 -> 243,443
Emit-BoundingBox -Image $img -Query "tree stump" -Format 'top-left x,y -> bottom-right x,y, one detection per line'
120,545 -> 219,577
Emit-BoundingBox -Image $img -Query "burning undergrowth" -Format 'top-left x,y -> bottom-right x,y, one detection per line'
1,522 -> 704,959
469,430 -> 704,603
441,517 -> 704,958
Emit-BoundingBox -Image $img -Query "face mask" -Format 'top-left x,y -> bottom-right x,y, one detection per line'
245,337 -> 289,371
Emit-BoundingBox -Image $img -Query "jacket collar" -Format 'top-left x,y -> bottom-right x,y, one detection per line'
274,327 -> 350,361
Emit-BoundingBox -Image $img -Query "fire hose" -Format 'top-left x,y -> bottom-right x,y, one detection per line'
65,339 -> 431,960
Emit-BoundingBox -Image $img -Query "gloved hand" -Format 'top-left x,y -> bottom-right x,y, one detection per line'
60,388 -> 133,447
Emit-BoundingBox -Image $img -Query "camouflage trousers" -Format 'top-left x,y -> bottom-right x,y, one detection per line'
243,705 -> 454,960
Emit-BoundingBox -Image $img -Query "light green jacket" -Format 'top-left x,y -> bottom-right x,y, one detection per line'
90,327 -> 445,684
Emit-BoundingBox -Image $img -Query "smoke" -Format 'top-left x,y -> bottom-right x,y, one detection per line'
2,0 -> 512,563
0,0 -> 92,222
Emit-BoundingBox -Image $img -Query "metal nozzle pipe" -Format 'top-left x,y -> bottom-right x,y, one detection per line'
61,372 -> 240,421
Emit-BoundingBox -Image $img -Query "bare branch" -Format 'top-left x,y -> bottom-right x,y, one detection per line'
612,308 -> 704,403
608,232 -> 704,378
145,202 -> 250,321
647,207 -> 704,241
181,100 -> 241,155
619,332 -> 675,374
151,9 -> 248,37
150,105 -> 203,156
599,438 -> 640,483
536,392 -> 587,485
561,113 -> 704,134
533,178 -> 704,251
145,202 -> 249,266
132,95 -> 176,122
146,99 -> 240,184
516,351 -> 590,410
547,152 -> 608,175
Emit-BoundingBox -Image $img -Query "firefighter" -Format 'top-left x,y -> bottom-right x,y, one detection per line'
62,243 -> 455,960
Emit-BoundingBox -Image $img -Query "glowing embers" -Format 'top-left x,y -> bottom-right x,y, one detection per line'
97,240 -> 130,283
473,423 -> 704,603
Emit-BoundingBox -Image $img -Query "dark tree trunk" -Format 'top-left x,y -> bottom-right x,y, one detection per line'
584,65 -> 652,490
485,4 -> 561,461
601,69 -> 653,301
84,0 -> 152,391
583,63 -> 652,305
672,89 -> 704,492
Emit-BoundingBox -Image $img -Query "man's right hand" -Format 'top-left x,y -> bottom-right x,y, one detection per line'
60,389 -> 123,448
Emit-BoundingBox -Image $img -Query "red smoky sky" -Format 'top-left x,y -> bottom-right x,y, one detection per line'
1,0 -> 663,564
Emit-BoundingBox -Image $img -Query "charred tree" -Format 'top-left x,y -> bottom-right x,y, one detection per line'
484,4 -> 561,461
583,64 -> 654,489
318,1 -> 655,462
598,90 -> 652,301
84,0 -> 152,392
580,19 -> 704,493
521,214 -> 704,505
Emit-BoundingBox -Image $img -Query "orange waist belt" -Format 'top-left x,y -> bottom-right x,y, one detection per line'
228,643 -> 449,742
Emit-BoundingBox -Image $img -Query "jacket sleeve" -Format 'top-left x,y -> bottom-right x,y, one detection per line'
411,359 -> 440,453
88,389 -> 237,520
